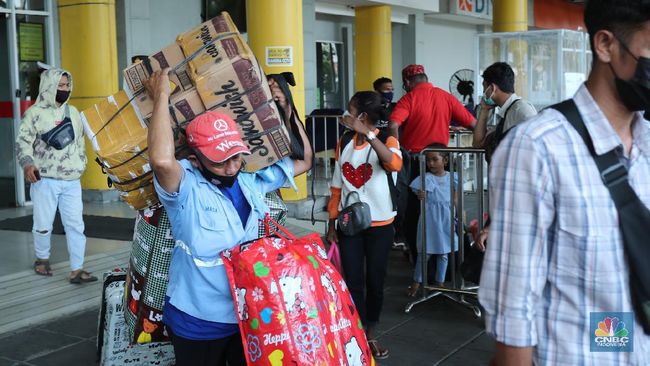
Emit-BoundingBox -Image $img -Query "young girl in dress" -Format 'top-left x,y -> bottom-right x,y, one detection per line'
407,144 -> 458,296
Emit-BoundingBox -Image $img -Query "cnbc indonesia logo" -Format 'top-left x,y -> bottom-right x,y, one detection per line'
594,316 -> 630,348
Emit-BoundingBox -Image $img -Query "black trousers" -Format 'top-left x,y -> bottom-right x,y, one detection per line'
339,224 -> 394,328
396,152 -> 422,263
169,328 -> 246,366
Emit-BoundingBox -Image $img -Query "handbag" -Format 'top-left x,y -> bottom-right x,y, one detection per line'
553,100 -> 650,334
337,191 -> 371,236
327,241 -> 343,274
41,104 -> 75,150
337,147 -> 372,236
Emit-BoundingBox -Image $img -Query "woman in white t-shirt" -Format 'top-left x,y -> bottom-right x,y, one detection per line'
326,91 -> 403,360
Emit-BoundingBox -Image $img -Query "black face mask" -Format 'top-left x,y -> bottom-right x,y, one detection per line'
197,160 -> 239,188
56,90 -> 70,104
381,91 -> 394,104
610,40 -> 650,112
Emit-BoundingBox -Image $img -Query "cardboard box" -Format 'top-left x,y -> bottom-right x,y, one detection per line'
119,180 -> 159,211
123,42 -> 193,95
176,12 -> 239,57
132,87 -> 206,125
193,57 -> 267,110
187,33 -> 254,81
81,91 -> 153,196
193,59 -> 292,172
82,91 -> 148,160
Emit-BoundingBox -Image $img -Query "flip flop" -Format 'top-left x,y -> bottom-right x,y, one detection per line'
69,270 -> 98,284
34,259 -> 53,276
368,339 -> 389,360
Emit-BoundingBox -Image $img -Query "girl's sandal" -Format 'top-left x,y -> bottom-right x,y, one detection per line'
406,282 -> 420,297
34,259 -> 52,276
368,339 -> 389,360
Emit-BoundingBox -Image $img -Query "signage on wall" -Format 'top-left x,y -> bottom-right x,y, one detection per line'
19,22 -> 45,62
265,46 -> 293,67
450,0 -> 492,20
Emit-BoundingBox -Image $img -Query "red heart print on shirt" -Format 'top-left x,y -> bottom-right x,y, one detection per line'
342,162 -> 373,188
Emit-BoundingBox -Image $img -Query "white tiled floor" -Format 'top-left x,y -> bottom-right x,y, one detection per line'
0,200 -> 325,336
0,202 -> 134,334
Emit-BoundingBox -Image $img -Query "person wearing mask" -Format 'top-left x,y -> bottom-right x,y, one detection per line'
472,62 -> 537,163
373,77 -> 404,247
16,68 -> 96,284
145,69 -> 312,366
388,65 -> 476,264
373,76 -> 395,115
471,62 -> 537,252
479,1 -> 650,364
327,91 -> 403,360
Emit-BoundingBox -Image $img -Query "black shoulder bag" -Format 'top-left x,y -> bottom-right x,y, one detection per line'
553,99 -> 650,335
41,104 -> 75,150
337,143 -> 373,236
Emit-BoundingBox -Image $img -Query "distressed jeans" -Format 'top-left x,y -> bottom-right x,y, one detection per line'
30,178 -> 86,271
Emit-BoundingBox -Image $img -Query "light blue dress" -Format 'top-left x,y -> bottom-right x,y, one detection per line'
410,172 -> 458,254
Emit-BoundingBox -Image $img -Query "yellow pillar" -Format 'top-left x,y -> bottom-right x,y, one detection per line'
247,0 -> 306,201
493,0 -> 529,98
354,5 -> 392,90
493,0 -> 528,32
59,0 -> 118,190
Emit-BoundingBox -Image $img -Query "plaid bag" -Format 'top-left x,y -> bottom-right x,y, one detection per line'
258,191 -> 288,238
124,206 -> 174,344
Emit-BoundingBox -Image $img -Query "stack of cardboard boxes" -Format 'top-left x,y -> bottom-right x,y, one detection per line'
81,12 -> 292,210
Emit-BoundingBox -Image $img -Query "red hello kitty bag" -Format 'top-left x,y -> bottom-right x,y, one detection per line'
221,217 -> 375,366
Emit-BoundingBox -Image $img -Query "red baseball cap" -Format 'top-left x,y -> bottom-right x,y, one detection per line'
185,111 -> 250,163
402,64 -> 426,80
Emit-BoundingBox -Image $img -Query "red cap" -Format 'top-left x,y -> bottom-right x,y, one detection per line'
402,64 -> 426,80
185,111 -> 250,163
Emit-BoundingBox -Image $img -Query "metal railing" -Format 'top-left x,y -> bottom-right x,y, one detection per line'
305,114 -> 344,180
405,146 -> 488,317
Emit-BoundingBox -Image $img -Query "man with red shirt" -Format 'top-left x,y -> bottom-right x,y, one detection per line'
389,64 -> 476,269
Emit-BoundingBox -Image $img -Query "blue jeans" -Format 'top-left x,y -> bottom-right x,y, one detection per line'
30,178 -> 86,271
413,253 -> 448,284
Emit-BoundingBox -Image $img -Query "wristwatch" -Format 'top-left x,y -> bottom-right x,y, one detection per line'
366,130 -> 377,141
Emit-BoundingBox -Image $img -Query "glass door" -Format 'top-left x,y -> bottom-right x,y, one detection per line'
1,0 -> 55,207
316,41 -> 346,110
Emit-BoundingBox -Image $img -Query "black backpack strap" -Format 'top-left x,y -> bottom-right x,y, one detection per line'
552,99 -> 650,334
552,100 -> 633,203
377,130 -> 398,212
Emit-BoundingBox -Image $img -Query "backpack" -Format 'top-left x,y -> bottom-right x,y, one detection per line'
338,130 -> 398,211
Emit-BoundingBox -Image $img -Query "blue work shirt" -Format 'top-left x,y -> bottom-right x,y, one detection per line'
153,157 -> 295,325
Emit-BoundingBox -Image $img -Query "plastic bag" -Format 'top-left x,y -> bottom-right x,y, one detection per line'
222,217 -> 375,366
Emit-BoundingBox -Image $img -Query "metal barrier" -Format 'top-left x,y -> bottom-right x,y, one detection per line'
405,146 -> 487,317
305,114 -> 343,180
